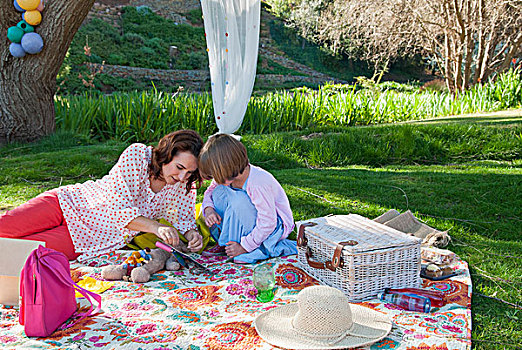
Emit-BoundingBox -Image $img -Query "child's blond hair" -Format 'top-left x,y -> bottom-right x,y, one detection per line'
199,134 -> 249,184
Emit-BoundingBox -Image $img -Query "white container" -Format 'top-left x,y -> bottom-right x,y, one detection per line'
296,214 -> 422,302
0,238 -> 44,305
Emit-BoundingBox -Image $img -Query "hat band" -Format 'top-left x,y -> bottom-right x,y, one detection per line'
290,318 -> 387,346
290,318 -> 349,346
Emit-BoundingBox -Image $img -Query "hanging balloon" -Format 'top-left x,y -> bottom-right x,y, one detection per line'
9,43 -> 26,58
21,32 -> 44,54
17,20 -> 34,33
23,10 -> 41,25
7,26 -> 25,43
17,0 -> 40,11
14,0 -> 25,12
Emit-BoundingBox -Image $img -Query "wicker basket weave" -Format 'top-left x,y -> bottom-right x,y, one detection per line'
296,214 -> 422,302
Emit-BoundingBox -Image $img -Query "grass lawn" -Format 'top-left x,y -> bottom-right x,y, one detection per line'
0,117 -> 520,349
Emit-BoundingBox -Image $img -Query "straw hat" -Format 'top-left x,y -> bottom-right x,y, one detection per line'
254,285 -> 392,349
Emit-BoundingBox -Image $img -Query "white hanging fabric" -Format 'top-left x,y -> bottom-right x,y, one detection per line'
200,0 -> 260,134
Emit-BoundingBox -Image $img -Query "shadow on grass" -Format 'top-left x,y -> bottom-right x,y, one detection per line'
273,167 -> 521,243
405,108 -> 522,126
273,166 -> 522,349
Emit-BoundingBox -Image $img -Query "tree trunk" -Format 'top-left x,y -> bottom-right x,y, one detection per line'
0,0 -> 94,144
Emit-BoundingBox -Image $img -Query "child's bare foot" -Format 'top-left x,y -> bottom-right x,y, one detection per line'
202,245 -> 226,256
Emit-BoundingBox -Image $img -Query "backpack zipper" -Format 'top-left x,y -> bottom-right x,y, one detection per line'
33,272 -> 37,304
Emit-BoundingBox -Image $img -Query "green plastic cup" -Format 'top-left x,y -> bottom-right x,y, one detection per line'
253,263 -> 276,302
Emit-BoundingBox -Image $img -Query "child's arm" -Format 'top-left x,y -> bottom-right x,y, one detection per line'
202,180 -> 221,226
202,180 -> 218,212
240,186 -> 278,252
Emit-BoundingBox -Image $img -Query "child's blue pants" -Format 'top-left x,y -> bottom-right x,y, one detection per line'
211,184 -> 297,263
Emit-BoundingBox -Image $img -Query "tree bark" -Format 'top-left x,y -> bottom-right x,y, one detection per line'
0,0 -> 94,144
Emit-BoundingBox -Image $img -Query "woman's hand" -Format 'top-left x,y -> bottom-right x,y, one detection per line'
155,225 -> 180,246
126,216 -> 180,246
204,207 -> 221,227
185,229 -> 203,252
225,241 -> 247,258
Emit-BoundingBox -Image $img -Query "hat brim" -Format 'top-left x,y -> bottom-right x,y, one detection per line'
254,303 -> 392,349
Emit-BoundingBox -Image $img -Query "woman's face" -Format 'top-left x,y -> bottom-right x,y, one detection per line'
162,151 -> 198,184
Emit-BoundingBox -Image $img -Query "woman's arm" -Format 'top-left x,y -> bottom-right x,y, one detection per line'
126,216 -> 180,246
160,184 -> 203,252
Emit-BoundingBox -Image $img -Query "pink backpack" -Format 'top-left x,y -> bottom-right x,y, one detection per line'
19,246 -> 102,337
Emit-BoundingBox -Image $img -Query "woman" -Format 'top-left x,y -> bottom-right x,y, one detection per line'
0,130 -> 204,262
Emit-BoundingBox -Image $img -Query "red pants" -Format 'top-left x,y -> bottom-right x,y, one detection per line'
0,190 -> 79,260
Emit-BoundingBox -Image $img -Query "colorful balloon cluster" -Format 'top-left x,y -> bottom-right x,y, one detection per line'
7,0 -> 45,58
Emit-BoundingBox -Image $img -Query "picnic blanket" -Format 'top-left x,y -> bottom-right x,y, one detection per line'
0,252 -> 472,350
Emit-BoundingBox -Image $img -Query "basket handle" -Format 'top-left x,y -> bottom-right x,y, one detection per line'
298,221 -> 358,271
297,222 -> 317,247
304,241 -> 357,271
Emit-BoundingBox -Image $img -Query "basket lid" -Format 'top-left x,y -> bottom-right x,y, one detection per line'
297,214 -> 421,253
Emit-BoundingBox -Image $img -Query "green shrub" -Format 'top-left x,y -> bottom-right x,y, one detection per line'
420,79 -> 448,93
186,9 -> 203,26
487,68 -> 522,109
59,6 -> 208,92
123,32 -> 146,44
108,54 -> 127,66
181,52 -> 207,70
55,70 -> 522,140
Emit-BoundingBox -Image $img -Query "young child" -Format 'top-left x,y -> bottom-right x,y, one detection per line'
199,134 -> 297,263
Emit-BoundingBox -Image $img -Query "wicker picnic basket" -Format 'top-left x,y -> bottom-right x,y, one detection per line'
296,214 -> 422,302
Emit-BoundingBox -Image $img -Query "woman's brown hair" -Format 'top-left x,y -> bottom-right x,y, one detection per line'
198,134 -> 249,184
149,130 -> 203,193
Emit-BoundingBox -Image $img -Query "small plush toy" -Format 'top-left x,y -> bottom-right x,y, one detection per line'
101,247 -> 183,283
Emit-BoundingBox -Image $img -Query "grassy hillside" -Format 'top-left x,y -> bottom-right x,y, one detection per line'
57,4 -> 429,94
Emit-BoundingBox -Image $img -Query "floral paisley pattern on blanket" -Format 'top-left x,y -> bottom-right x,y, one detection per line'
0,253 -> 472,349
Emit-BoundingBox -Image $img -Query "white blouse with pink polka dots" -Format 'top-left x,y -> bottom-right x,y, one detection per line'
57,143 -> 197,261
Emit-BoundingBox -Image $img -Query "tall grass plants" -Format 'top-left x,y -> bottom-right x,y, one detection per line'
55,69 -> 522,142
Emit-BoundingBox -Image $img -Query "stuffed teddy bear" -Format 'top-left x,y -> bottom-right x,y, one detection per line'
101,247 -> 183,283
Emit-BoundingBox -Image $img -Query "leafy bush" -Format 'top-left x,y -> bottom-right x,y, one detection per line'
487,68 -> 522,109
420,79 -> 448,93
268,19 -> 364,83
180,52 -> 207,70
123,32 -> 146,44
185,9 -> 203,26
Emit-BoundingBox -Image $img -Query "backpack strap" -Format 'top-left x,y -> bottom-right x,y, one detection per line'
39,258 -> 102,330
73,283 -> 102,316
57,283 -> 102,331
